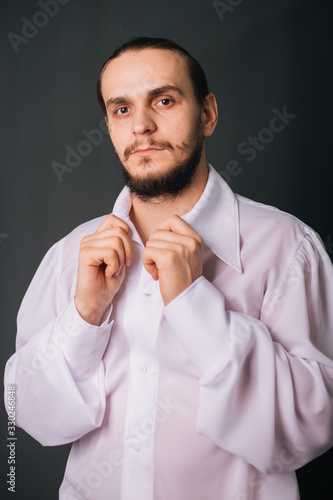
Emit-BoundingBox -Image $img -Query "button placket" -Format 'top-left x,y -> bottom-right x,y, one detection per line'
121,269 -> 162,500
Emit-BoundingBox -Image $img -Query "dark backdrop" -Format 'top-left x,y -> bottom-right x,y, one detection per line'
1,0 -> 332,499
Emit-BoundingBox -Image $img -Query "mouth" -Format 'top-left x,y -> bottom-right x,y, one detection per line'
132,147 -> 164,157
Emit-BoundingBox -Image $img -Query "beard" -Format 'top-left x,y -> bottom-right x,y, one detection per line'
116,118 -> 204,203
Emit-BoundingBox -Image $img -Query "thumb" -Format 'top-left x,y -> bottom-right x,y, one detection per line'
142,249 -> 159,280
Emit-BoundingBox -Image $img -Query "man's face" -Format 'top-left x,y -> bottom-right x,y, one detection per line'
100,48 -> 205,200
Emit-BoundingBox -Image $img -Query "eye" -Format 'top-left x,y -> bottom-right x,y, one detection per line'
157,98 -> 174,106
115,106 -> 129,115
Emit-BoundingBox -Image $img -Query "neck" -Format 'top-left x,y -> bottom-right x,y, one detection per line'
129,160 -> 209,245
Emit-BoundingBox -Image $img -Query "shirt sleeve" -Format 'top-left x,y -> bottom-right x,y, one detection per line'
4,238 -> 113,446
163,232 -> 333,473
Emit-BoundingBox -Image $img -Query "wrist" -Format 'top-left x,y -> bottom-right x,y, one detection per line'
74,296 -> 110,326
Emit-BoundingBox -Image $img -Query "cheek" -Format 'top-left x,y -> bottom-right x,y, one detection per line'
169,108 -> 199,135
171,119 -> 180,132
108,128 -> 123,148
109,121 -> 131,144
158,117 -> 182,135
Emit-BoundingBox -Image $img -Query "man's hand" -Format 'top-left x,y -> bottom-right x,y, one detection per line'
74,214 -> 132,325
143,215 -> 203,306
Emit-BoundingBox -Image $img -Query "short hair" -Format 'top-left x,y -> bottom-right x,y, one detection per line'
97,36 -> 209,115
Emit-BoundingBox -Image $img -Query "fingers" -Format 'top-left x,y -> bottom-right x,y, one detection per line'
81,230 -> 133,267
143,215 -> 203,304
143,239 -> 198,276
146,232 -> 198,255
81,215 -> 133,268
75,215 -> 133,325
156,214 -> 203,245
95,213 -> 131,235
142,248 -> 160,281
80,245 -> 122,278
147,215 -> 203,257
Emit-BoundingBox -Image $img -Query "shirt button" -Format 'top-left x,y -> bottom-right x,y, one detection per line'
139,365 -> 147,373
93,348 -> 102,355
131,445 -> 141,453
87,367 -> 96,374
143,292 -> 151,297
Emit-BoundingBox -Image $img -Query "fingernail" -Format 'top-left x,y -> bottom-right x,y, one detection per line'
126,256 -> 132,266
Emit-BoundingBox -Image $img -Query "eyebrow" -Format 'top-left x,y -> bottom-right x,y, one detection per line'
148,85 -> 184,98
106,85 -> 184,110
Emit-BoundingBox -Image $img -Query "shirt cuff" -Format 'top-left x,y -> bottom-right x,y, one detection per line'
53,299 -> 113,380
163,276 -> 230,382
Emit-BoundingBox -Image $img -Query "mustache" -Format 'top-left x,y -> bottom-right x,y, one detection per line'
123,139 -> 174,160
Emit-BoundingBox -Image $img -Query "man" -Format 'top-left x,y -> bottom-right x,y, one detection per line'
4,37 -> 333,500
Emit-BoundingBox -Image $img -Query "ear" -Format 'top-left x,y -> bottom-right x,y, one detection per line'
201,93 -> 218,137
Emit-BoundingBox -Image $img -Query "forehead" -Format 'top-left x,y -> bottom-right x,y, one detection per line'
101,48 -> 194,101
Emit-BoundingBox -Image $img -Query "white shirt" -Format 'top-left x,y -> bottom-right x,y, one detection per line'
4,165 -> 333,500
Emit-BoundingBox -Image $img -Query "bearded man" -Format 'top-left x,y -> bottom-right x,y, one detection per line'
5,37 -> 333,500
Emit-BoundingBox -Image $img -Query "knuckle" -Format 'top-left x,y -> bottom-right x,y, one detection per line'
79,246 -> 91,261
112,226 -> 125,236
111,235 -> 128,253
106,213 -> 118,223
107,247 -> 118,258
112,215 -> 129,231
80,235 -> 90,246
167,249 -> 178,264
99,214 -> 130,234
111,234 -> 122,246
178,244 -> 187,257
104,248 -> 118,265
187,237 -> 198,253
142,247 -> 150,260
197,235 -> 203,247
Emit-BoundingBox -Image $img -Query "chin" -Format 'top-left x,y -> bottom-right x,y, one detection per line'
127,158 -> 175,177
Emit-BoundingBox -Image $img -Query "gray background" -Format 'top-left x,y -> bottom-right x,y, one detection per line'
1,0 -> 332,498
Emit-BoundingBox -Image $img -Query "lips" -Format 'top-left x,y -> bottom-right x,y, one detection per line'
132,147 -> 164,157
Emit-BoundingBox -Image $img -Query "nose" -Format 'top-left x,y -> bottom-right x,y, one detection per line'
131,105 -> 157,135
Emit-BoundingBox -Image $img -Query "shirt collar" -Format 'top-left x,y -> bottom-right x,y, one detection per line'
112,164 -> 242,273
